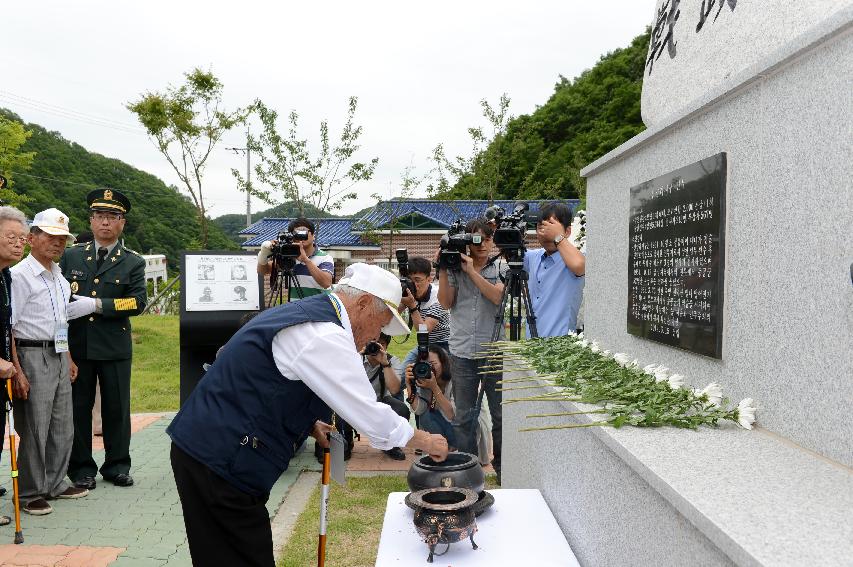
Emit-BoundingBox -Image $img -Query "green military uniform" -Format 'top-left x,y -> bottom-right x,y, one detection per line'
59,189 -> 146,484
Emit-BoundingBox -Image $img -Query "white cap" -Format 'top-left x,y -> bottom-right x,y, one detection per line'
336,263 -> 410,336
31,208 -> 75,244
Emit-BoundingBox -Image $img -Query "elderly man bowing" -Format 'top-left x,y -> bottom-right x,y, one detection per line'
168,263 -> 448,567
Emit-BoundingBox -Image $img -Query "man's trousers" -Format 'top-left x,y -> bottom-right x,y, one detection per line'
14,345 -> 73,502
171,443 -> 274,567
449,354 -> 502,474
68,359 -> 131,481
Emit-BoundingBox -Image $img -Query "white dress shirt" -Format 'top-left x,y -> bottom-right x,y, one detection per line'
272,294 -> 414,451
11,254 -> 71,341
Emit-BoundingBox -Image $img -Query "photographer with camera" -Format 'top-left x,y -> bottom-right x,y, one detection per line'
256,218 -> 334,299
397,255 -> 450,378
405,344 -> 456,449
362,334 -> 409,460
437,218 -> 507,482
523,202 -> 586,336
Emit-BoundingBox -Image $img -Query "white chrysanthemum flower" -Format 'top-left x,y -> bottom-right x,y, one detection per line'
695,383 -> 723,407
737,398 -> 756,429
601,350 -> 612,358
627,359 -> 639,369
643,363 -> 659,375
567,330 -> 577,337
577,339 -> 589,348
590,341 -> 601,353
653,367 -> 670,382
667,373 -> 684,389
577,332 -> 584,339
614,353 -> 630,367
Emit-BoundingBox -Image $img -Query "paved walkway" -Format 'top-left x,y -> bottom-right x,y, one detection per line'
0,413 -> 448,565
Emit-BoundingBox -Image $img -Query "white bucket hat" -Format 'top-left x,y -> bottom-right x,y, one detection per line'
336,263 -> 409,335
31,208 -> 75,244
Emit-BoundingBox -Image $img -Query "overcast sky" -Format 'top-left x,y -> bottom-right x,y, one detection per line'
3,1 -> 653,219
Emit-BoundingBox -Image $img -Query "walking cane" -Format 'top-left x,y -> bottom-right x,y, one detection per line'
5,379 -> 23,543
317,436 -> 330,567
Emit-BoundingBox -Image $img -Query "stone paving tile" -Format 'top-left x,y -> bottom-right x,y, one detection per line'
0,544 -> 124,566
0,413 -> 324,566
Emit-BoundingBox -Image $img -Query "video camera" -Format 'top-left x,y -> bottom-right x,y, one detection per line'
438,218 -> 483,270
395,249 -> 417,299
270,229 -> 309,261
484,202 -> 531,250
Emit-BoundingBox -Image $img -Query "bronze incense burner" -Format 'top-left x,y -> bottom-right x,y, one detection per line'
409,487 -> 479,562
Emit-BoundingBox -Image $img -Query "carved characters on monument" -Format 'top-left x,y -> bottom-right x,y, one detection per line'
646,0 -> 681,74
627,153 -> 727,358
696,0 -> 738,32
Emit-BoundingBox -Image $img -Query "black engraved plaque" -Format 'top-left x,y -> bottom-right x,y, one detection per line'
627,153 -> 726,358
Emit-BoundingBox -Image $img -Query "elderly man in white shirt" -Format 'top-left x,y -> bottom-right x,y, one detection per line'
168,263 -> 449,566
10,209 -> 96,516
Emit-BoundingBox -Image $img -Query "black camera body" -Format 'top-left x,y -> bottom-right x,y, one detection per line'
364,340 -> 381,356
411,324 -> 432,382
395,249 -> 417,299
271,231 -> 301,260
438,218 -> 483,270
485,202 -> 530,250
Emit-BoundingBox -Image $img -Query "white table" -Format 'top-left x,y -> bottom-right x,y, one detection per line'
375,489 -> 580,566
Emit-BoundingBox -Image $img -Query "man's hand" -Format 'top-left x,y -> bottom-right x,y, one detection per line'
401,289 -> 417,310
538,218 -> 566,242
67,295 -> 97,320
69,357 -> 78,383
406,430 -> 449,462
459,253 -> 474,274
311,421 -> 335,449
13,369 -> 30,400
297,241 -> 310,264
0,358 -> 15,380
365,343 -> 389,367
257,240 -> 273,266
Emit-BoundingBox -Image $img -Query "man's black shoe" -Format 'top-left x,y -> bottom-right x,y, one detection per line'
74,476 -> 96,490
383,447 -> 406,461
109,473 -> 134,487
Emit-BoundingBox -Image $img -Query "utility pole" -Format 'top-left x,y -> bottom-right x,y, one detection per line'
226,127 -> 253,228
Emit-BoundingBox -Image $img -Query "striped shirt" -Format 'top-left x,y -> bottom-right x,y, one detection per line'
288,249 -> 335,300
11,254 -> 71,340
417,284 -> 450,344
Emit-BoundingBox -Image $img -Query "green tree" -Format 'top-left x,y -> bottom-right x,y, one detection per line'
429,93 -> 512,203
0,115 -> 36,208
128,68 -> 252,248
236,96 -> 378,217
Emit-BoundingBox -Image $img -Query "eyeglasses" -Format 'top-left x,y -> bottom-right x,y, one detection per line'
411,276 -> 429,284
91,212 -> 123,222
3,234 -> 26,245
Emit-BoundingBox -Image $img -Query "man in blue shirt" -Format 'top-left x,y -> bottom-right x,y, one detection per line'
523,202 -> 586,337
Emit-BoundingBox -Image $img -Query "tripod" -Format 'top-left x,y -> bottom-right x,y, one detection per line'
491,248 -> 538,343
267,257 -> 305,307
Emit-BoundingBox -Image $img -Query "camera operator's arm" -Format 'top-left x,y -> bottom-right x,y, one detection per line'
459,254 -> 504,305
405,365 -> 423,414
419,370 -> 455,422
257,241 -> 273,275
540,218 -> 585,276
298,244 -> 334,289
437,267 -> 456,309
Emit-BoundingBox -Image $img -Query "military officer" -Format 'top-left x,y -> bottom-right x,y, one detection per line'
59,189 -> 147,489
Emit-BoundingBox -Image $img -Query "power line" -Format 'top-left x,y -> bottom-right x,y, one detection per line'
0,91 -> 146,136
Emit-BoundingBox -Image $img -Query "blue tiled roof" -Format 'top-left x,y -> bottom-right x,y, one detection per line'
355,199 -> 581,229
240,218 -> 375,248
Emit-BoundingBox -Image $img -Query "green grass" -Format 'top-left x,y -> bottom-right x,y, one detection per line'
278,475 -> 409,567
386,331 -> 416,361
131,314 -> 180,412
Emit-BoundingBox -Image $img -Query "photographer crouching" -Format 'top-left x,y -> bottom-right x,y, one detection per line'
167,263 -> 448,567
362,334 -> 410,460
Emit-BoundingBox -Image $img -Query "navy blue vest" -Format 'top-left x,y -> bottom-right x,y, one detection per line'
167,295 -> 342,496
